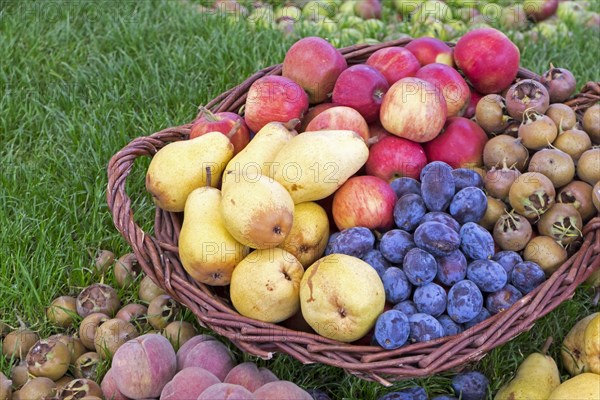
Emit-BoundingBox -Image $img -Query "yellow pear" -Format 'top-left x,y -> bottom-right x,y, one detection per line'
230,248 -> 304,323
278,202 -> 329,269
548,373 -> 600,400
271,130 -> 369,204
221,172 -> 294,249
494,340 -> 560,400
223,121 -> 297,182
561,312 -> 599,375
145,132 -> 233,212
583,313 -> 600,374
299,254 -> 385,342
178,187 -> 249,286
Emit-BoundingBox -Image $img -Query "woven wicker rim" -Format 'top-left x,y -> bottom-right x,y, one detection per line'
107,38 -> 600,386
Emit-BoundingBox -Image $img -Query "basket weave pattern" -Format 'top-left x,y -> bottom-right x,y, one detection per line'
107,39 -> 600,385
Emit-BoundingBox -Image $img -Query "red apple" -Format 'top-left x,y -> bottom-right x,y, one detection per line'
282,36 -> 348,104
366,136 -> 428,181
415,63 -> 471,117
380,77 -> 447,142
305,106 -> 369,141
367,122 -> 392,145
366,47 -> 420,86
454,28 -> 520,94
423,117 -> 488,168
244,75 -> 309,133
332,175 -> 397,231
355,0 -> 382,19
332,65 -> 390,123
190,109 -> 250,154
463,87 -> 484,119
524,0 -> 558,21
405,37 -> 454,67
299,102 -> 338,132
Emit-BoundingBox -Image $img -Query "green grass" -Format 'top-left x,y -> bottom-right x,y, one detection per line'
0,1 -> 599,398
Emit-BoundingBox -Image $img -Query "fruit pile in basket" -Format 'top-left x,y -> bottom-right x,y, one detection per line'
143,27 -> 599,348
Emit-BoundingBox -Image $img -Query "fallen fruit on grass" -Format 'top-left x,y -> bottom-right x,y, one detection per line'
47,334 -> 86,364
79,313 -> 109,350
47,296 -> 78,328
299,254 -> 385,342
114,253 -> 141,288
0,372 -> 11,400
380,77 -> 447,142
162,321 -> 197,351
10,362 -> 28,389
147,294 -> 180,330
112,334 -> 176,399
73,352 -> 100,380
145,131 -> 233,212
94,318 -> 138,359
18,377 -> 56,400
2,329 -> 40,360
93,249 -> 114,274
100,368 -> 129,400
253,381 -> 313,400
231,248 -> 304,323
26,338 -> 70,380
224,362 -> 274,392
115,303 -> 148,329
138,275 -> 166,303
178,338 -> 235,380
160,367 -> 220,400
57,378 -> 103,399
509,172 -> 556,219
278,202 -> 329,269
76,283 -> 120,318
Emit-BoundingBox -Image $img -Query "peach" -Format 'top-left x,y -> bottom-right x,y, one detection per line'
160,367 -> 220,400
112,334 -> 176,399
224,362 -> 270,392
258,367 -> 279,384
176,335 -> 216,370
180,340 -> 235,381
197,383 -> 255,400
101,368 -> 130,400
253,381 -> 312,399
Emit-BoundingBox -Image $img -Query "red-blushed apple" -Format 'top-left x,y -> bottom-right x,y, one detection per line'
405,37 -> 454,67
415,63 -> 471,117
366,47 -> 420,86
299,102 -> 338,132
305,106 -> 369,142
332,175 -> 397,231
190,109 -> 250,155
423,117 -> 488,168
282,36 -> 348,104
380,77 -> 447,142
454,28 -> 520,94
244,75 -> 309,133
367,122 -> 392,145
332,65 -> 390,123
524,0 -> 558,21
464,87 -> 484,119
355,0 -> 382,19
366,135 -> 428,181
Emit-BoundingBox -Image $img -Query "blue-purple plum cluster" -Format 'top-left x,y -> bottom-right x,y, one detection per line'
325,161 -> 547,350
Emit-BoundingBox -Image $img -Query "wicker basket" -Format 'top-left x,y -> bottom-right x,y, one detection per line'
106,38 -> 600,386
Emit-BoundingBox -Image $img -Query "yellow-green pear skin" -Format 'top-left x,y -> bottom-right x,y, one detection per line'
271,130 -> 369,204
230,248 -> 304,323
221,172 -> 294,249
178,187 -> 249,286
561,312 -> 599,375
299,254 -> 385,342
583,314 -> 600,374
548,373 -> 600,400
278,202 -> 329,269
223,121 -> 296,182
145,132 -> 233,212
494,352 -> 560,400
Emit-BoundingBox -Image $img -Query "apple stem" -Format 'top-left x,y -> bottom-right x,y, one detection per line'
283,118 -> 301,130
206,166 -> 212,188
226,120 -> 242,139
198,106 -> 219,122
540,337 -> 553,355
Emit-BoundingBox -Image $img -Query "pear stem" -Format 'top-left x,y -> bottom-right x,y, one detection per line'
206,166 -> 212,188
541,337 -> 553,355
283,118 -> 300,130
226,120 -> 242,139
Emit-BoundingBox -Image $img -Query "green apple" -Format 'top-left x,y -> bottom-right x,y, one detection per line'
394,0 -> 424,16
338,0 -> 357,16
302,0 -> 337,20
412,0 -> 453,22
274,6 -> 302,22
